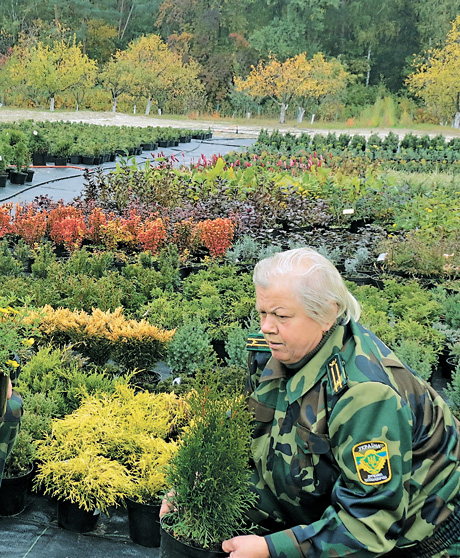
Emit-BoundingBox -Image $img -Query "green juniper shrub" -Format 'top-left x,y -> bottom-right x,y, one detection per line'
337,133 -> 351,150
433,288 -> 460,329
393,338 -> 437,382
225,323 -> 251,369
400,133 -> 418,150
0,239 -> 21,276
157,244 -> 181,292
141,290 -> 188,330
13,239 -> 33,272
367,133 -> 382,150
18,345 -> 126,416
445,363 -> 460,419
381,131 -> 400,153
31,241 -> 57,279
349,279 -> 444,379
3,429 -> 35,478
162,369 -> 256,550
166,317 -> 215,377
349,134 -> 366,152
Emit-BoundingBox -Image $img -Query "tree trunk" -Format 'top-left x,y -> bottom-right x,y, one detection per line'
311,113 -> 316,124
297,107 -> 306,123
112,96 -> 117,113
246,112 -> 251,119
145,98 -> 152,115
366,46 -> 371,87
279,103 -> 288,124
453,112 -> 460,129
76,102 -> 79,111
50,95 -> 55,111
133,103 -> 137,114
158,107 -> 162,115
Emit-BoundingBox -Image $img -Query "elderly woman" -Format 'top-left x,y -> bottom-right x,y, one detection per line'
222,247 -> 460,558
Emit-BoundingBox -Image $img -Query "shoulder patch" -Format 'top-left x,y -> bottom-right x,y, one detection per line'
352,441 -> 392,485
247,333 -> 270,352
326,354 -> 347,394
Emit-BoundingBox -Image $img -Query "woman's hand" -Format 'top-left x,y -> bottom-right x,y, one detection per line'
159,490 -> 176,519
222,535 -> 270,558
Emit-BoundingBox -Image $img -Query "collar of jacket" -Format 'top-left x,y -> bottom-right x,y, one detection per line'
259,324 -> 349,404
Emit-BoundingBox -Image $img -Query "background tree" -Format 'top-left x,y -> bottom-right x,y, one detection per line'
99,49 -> 133,112
407,15 -> 460,128
156,0 -> 252,107
18,36 -> 96,111
248,0 -> 338,60
294,53 -> 349,123
119,34 -> 203,115
235,53 -> 316,123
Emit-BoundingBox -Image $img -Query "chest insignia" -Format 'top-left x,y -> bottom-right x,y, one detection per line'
247,333 -> 271,352
326,354 -> 347,395
352,441 -> 392,485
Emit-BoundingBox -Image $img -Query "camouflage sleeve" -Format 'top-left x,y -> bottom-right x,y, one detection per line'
265,382 -> 412,558
0,392 -> 23,482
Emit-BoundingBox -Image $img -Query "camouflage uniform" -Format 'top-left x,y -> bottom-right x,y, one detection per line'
0,392 -> 23,485
246,319 -> 460,557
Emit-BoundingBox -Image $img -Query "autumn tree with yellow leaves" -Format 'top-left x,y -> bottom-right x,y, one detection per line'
6,36 -> 97,111
120,35 -> 203,115
294,53 -> 349,124
101,34 -> 203,115
234,52 -> 348,124
407,15 -> 460,128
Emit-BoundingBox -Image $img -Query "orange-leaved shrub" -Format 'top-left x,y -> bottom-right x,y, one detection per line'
137,217 -> 167,254
197,218 -> 235,257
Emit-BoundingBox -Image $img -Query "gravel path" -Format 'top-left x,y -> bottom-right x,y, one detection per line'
2,107 -> 460,140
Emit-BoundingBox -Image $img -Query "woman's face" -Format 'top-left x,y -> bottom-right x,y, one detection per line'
256,282 -> 329,365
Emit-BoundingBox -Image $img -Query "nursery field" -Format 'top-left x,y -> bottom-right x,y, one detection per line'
0,117 -> 459,554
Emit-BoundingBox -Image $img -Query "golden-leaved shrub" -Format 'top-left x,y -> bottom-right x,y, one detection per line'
28,305 -> 175,368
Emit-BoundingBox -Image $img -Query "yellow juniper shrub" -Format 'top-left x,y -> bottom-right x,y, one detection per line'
28,306 -> 175,367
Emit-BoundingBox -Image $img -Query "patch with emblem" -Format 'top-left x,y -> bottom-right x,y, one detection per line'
352,441 -> 391,485
326,354 -> 347,395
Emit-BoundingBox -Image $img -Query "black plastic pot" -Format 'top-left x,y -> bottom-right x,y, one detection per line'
0,173 -> 7,187
0,467 -> 34,516
26,170 -> 35,182
445,357 -> 459,379
160,527 -> 226,558
10,171 -> 27,185
81,155 -> 95,165
57,499 -> 100,532
32,152 -> 47,166
126,498 -> 161,547
53,156 -> 67,166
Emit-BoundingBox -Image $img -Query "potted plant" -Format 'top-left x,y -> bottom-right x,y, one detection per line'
0,389 -> 60,516
0,141 -> 12,186
160,370 -> 257,557
125,438 -> 178,547
0,428 -> 35,516
33,384 -> 186,534
10,140 -> 28,185
29,129 -> 50,166
52,138 -> 72,166
23,152 -> 34,182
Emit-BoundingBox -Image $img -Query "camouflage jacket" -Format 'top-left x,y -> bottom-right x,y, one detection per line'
246,319 -> 460,557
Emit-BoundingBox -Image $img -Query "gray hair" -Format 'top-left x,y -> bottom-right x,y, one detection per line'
253,247 -> 361,327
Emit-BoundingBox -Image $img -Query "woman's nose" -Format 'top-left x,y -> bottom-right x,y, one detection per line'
261,315 -> 276,334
